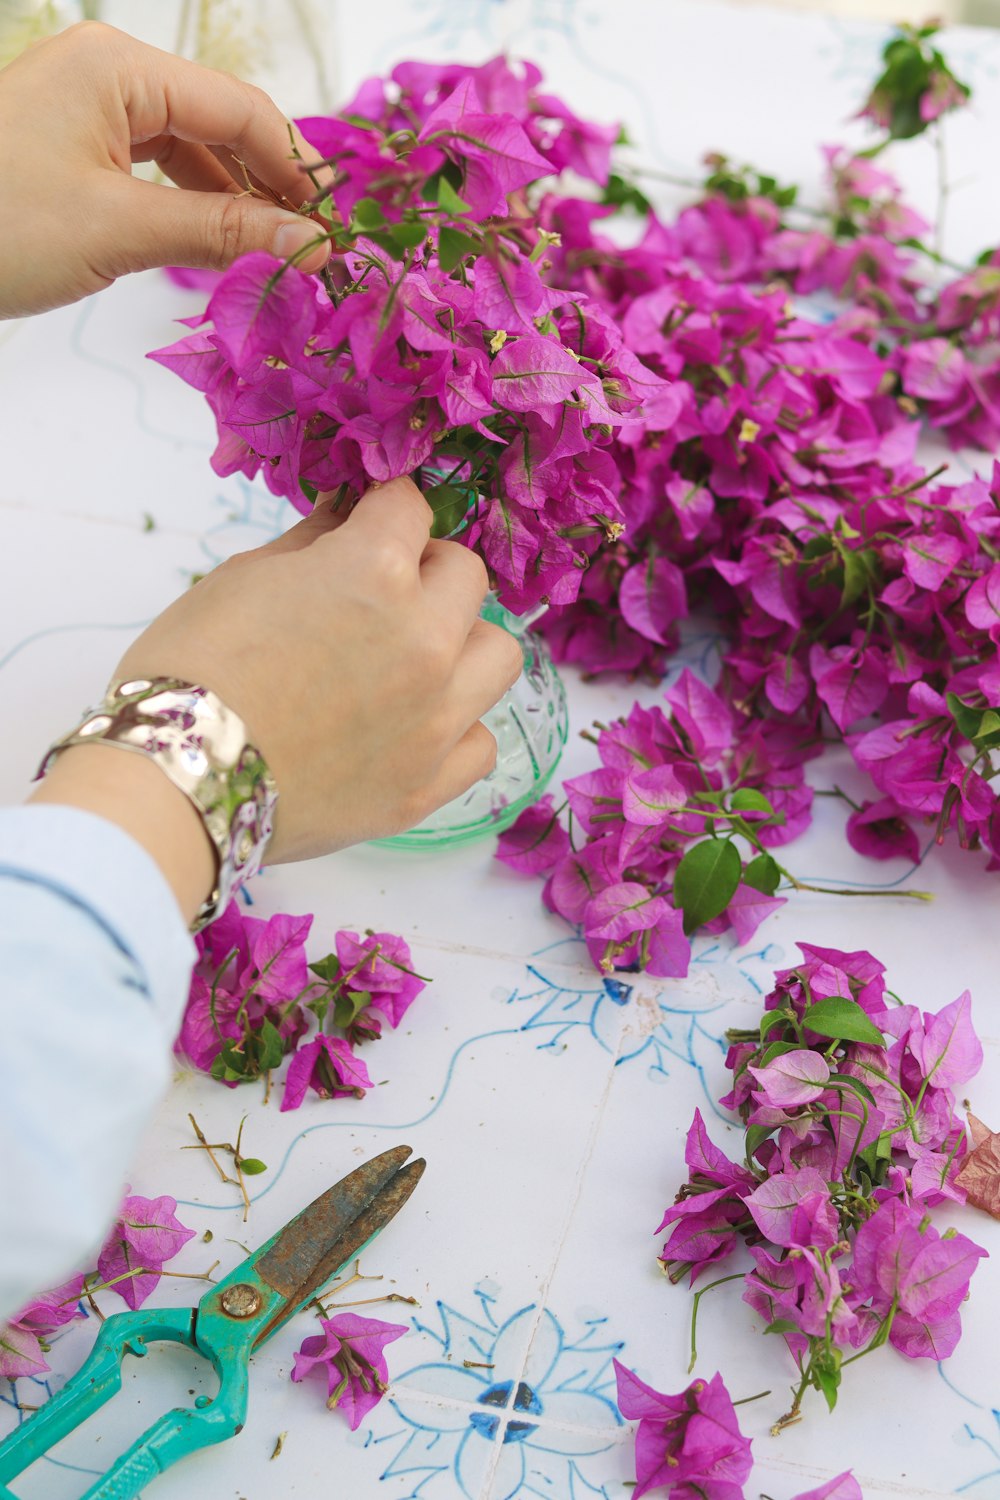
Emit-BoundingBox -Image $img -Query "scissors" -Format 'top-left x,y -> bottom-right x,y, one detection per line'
0,1144 -> 424,1500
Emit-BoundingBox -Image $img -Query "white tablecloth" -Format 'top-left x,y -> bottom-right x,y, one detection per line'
3,4 -> 1000,1497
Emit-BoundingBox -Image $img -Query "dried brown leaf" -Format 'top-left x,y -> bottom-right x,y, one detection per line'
955,1115 -> 1000,1219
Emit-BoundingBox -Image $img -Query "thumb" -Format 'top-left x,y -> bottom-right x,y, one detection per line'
103,176 -> 331,277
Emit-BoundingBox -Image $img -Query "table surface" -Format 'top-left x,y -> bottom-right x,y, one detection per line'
4,3 -> 1000,1498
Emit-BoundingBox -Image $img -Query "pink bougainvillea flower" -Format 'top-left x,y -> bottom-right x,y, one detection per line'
332,929 -> 428,1031
745,1168 -> 834,1246
291,1312 -> 407,1428
848,1198 -> 987,1358
909,990 -> 983,1091
618,554 -> 688,645
790,1476 -> 863,1500
14,1274 -> 87,1334
97,1194 -> 196,1311
176,972 -> 246,1074
281,1034 -> 373,1110
496,794 -> 570,874
613,1362 -> 752,1500
0,1322 -> 51,1380
177,900 -> 314,1078
749,1051 -> 831,1108
846,798 -> 920,863
0,1274 -> 90,1381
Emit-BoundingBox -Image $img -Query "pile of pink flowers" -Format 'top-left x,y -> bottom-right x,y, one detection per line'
152,59 -> 673,613
177,899 -> 428,1109
155,27 -> 1000,975
660,943 -> 987,1429
495,667 -> 820,973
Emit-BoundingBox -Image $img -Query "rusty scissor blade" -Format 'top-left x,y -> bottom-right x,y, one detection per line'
251,1145 -> 425,1344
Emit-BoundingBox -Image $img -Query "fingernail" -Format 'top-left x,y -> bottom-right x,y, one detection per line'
273,216 -> 330,267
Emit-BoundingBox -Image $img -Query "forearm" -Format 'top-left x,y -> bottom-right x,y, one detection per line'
0,805 -> 196,1317
29,744 -> 216,926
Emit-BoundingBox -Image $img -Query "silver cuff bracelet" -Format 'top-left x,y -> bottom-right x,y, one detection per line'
37,677 -> 278,931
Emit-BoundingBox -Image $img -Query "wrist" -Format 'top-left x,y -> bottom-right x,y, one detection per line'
29,743 -> 216,926
32,677 -> 278,929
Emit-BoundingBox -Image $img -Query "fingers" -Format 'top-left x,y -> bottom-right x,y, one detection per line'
261,491 -> 354,554
419,539 -> 490,638
445,618 -> 524,731
130,135 -> 238,194
415,722 -> 499,821
340,477 -> 434,565
119,33 -> 323,209
101,174 -> 331,276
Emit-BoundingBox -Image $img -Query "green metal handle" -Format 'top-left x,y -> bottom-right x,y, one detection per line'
0,1304 -> 248,1500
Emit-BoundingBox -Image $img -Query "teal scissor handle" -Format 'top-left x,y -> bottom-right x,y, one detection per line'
0,1296 -> 254,1500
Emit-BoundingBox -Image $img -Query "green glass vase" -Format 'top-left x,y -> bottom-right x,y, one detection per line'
382,594 -> 569,849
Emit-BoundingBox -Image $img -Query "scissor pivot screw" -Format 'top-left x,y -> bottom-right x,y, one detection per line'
220,1283 -> 262,1319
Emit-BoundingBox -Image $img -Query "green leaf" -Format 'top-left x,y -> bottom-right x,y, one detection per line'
840,547 -> 878,607
802,995 -> 885,1047
744,1124 -> 774,1162
350,196 -> 386,232
947,692 -> 1000,749
763,1318 -> 800,1335
673,839 -> 742,934
298,477 -> 319,507
730,788 -> 774,816
759,1009 -> 789,1041
802,534 -> 834,561
238,1158 -> 268,1176
212,1045 -> 249,1083
742,852 -> 781,895
426,480 -> 474,538
438,225 -> 481,273
857,1138 -> 890,1188
386,220 -> 428,252
947,690 -> 981,738
333,988 -> 372,1029
309,954 -> 341,984
827,1072 -> 878,1108
813,1354 -> 842,1412
599,171 -> 652,216
257,1019 -> 285,1073
437,176 -> 472,215
340,112 -> 381,132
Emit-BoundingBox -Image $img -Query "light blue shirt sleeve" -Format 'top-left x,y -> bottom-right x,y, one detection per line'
0,805 -> 196,1319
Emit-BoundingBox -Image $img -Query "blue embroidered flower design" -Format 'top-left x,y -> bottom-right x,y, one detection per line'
381,1291 -> 624,1498
502,933 -> 785,1120
937,1365 -> 1000,1493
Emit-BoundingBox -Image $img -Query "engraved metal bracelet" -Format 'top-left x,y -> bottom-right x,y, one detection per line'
37,677 -> 278,931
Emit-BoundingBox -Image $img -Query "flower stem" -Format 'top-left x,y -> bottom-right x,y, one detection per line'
688,1273 -> 745,1373
783,875 -> 933,901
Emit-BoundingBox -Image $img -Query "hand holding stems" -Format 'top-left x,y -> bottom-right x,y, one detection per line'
33,478 -> 524,923
0,20 -> 331,318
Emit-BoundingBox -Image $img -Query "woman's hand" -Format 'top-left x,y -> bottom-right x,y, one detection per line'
33,479 -> 523,919
0,20 -> 330,317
